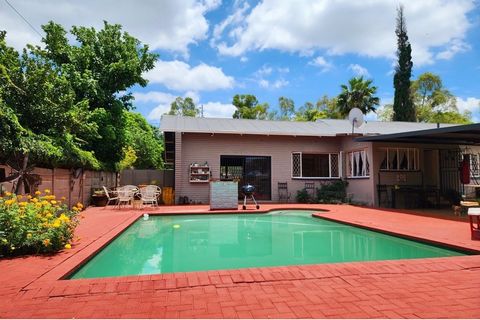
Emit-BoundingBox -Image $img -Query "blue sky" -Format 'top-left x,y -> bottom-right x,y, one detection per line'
1,0 -> 479,124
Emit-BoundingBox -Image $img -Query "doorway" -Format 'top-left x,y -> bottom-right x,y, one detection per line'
220,155 -> 271,200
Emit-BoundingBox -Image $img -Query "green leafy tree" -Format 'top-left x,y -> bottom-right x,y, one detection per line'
412,72 -> 471,124
118,146 -> 137,170
232,94 -> 269,119
40,21 -> 157,111
167,97 -> 199,117
392,5 -> 415,121
380,72 -> 473,124
123,111 -> 163,169
294,102 -> 319,121
36,21 -> 158,169
316,96 -> 342,119
278,96 -> 295,120
294,96 -> 341,121
377,104 -> 395,121
336,77 -> 380,117
0,21 -> 158,170
0,31 -> 97,168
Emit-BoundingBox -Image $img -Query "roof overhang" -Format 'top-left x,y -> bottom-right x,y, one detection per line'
355,123 -> 480,146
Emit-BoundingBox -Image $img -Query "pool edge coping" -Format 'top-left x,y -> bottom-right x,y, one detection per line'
25,205 -> 480,289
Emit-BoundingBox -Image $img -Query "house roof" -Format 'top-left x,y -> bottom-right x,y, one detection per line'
356,123 -> 480,146
160,115 -> 458,138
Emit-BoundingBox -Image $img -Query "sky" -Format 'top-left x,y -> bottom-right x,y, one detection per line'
1,0 -> 479,125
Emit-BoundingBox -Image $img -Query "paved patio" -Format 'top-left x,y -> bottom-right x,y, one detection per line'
1,204 -> 479,318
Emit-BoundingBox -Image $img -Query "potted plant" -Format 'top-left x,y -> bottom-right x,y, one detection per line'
91,189 -> 108,207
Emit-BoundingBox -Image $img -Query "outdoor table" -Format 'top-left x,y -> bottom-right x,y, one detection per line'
467,207 -> 480,240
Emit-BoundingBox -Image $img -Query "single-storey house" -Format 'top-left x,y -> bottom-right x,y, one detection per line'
160,115 -> 480,208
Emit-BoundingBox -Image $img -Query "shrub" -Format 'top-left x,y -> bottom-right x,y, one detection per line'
296,188 -> 311,203
0,190 -> 81,256
316,180 -> 349,203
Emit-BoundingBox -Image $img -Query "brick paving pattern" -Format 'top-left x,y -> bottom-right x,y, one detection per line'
0,204 -> 479,318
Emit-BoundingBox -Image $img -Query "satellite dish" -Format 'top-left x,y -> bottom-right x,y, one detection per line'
348,108 -> 364,134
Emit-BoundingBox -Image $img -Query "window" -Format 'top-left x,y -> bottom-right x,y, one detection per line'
379,148 -> 419,171
347,150 -> 369,178
470,153 -> 480,177
291,152 -> 339,178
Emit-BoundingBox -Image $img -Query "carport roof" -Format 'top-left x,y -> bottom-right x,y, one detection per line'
355,123 -> 480,145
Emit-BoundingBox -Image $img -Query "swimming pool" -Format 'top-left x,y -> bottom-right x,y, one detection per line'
70,210 -> 465,279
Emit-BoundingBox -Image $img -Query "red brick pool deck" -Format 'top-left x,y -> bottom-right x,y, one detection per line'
1,204 -> 480,318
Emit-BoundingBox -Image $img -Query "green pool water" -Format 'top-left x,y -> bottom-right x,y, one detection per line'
70,210 -> 464,279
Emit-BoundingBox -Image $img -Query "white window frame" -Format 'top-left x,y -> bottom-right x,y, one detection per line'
379,147 -> 419,171
347,149 -> 370,178
291,152 -> 340,179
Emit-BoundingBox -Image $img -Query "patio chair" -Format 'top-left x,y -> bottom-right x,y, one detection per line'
305,182 -> 316,201
278,182 -> 290,203
377,184 -> 391,208
123,185 -> 139,192
102,186 -> 119,208
138,185 -> 161,207
116,186 -> 136,209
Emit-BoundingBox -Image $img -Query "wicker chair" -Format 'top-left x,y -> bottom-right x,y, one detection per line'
138,185 -> 162,207
278,182 -> 290,203
102,186 -> 119,208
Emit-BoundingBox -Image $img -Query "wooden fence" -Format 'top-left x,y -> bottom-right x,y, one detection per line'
119,169 -> 174,187
0,164 -> 117,207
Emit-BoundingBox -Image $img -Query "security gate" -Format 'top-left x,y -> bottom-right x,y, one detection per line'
439,149 -> 461,194
220,155 -> 271,200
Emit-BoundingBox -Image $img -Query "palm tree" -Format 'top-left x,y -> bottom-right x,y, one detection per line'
336,77 -> 380,117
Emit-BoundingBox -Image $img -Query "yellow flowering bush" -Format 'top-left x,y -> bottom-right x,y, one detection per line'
0,191 -> 80,256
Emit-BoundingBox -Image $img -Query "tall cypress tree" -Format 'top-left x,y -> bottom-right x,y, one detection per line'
392,5 -> 415,121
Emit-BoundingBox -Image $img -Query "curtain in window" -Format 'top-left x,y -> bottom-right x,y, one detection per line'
348,150 -> 369,177
399,149 -> 408,170
354,151 -> 360,177
361,151 -> 368,176
388,149 -> 397,170
379,149 -> 387,170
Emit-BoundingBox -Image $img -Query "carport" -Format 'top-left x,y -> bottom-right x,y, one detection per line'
356,123 -> 480,209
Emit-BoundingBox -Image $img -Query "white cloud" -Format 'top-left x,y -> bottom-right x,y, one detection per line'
134,91 -> 177,121
252,66 -> 289,89
201,102 -> 236,118
255,65 -> 273,77
436,38 -> 471,60
309,56 -> 333,72
138,90 -> 236,120
456,97 -> 480,115
0,0 -> 217,55
214,0 -> 474,65
240,56 -> 248,62
147,104 -> 172,122
348,64 -> 370,77
212,1 -> 250,42
135,91 -> 202,121
252,65 -> 289,89
258,79 -> 270,88
145,60 -> 234,92
258,78 -> 289,89
271,79 -> 289,89
134,91 -> 177,104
